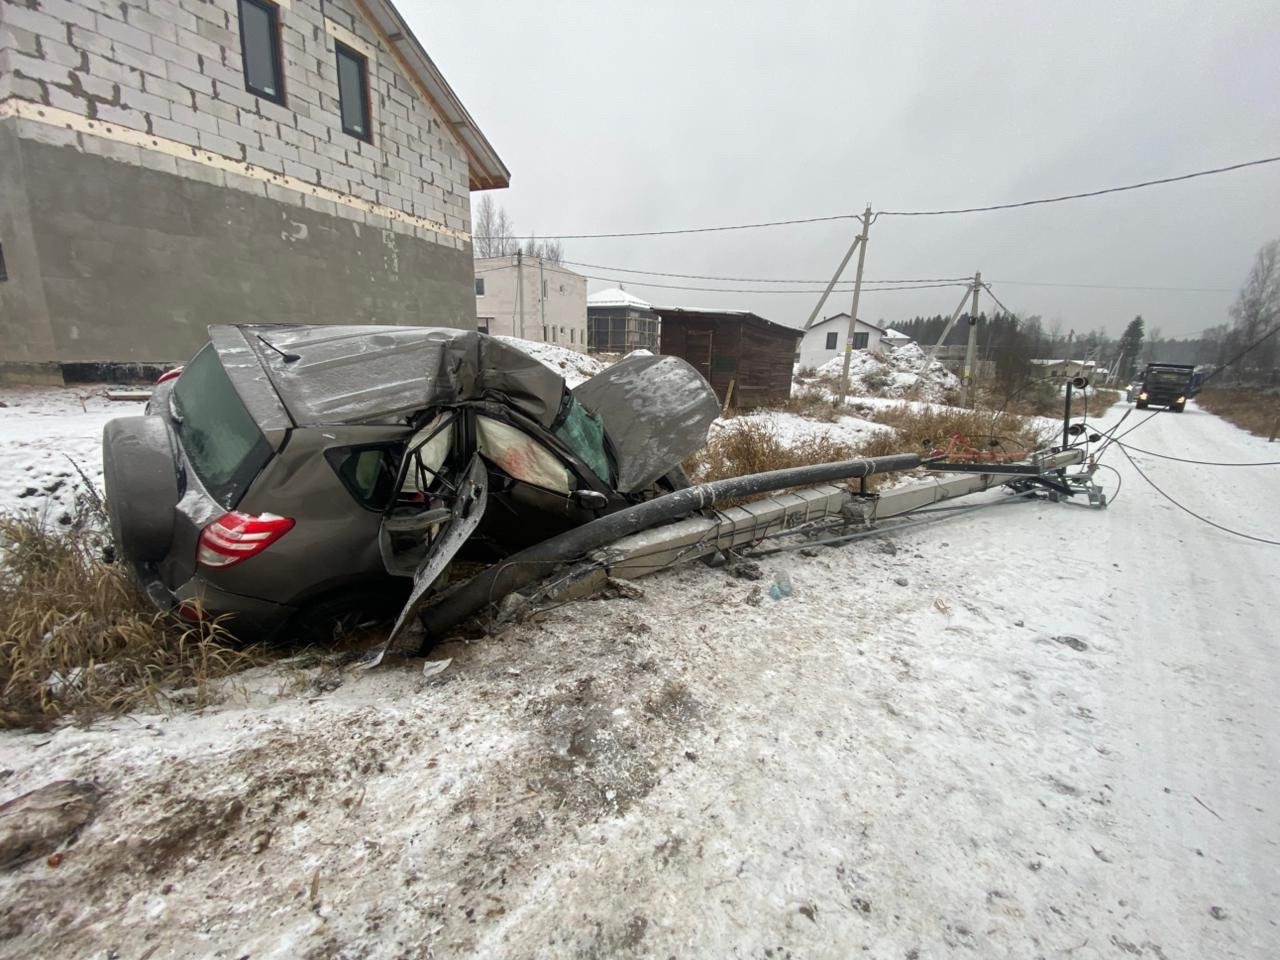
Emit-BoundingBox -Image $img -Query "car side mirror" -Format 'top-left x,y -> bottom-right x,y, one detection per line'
573,489 -> 609,509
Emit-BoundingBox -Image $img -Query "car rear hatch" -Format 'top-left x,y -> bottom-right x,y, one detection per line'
153,329 -> 293,589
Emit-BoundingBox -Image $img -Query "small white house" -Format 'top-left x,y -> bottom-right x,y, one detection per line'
796,313 -> 892,370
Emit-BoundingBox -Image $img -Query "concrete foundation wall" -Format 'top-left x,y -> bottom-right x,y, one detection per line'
0,122 -> 58,363
2,128 -> 474,366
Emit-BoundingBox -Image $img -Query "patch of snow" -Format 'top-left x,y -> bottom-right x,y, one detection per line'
710,410 -> 891,448
0,386 -> 145,521
812,342 -> 958,402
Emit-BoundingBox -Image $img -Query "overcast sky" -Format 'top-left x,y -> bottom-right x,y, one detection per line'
408,0 -> 1279,338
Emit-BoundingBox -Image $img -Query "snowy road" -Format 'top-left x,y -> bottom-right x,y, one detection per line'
0,399 -> 1277,958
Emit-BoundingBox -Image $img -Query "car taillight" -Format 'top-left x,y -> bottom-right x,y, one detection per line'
156,366 -> 184,385
197,512 -> 295,568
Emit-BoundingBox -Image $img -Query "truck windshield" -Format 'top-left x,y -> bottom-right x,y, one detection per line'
171,345 -> 273,508
1149,369 -> 1190,385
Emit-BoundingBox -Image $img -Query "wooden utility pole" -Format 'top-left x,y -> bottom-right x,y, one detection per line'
516,250 -> 525,339
960,271 -> 981,407
836,204 -> 873,407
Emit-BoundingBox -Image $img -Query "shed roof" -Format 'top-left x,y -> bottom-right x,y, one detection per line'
356,0 -> 509,190
653,307 -> 804,340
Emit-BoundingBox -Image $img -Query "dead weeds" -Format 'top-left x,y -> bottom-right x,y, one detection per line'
0,511 -> 258,730
685,419 -> 857,487
1196,387 -> 1280,438
862,403 -> 1051,459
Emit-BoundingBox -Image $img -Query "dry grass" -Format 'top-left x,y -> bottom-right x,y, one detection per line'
685,419 -> 857,489
686,400 -> 1051,505
1196,387 -> 1280,438
0,511 -> 258,730
863,403 -> 1052,459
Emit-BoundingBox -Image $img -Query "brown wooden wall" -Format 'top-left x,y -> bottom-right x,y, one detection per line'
658,312 -> 799,407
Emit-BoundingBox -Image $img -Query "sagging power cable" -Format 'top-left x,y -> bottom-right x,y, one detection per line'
1116,445 -> 1280,546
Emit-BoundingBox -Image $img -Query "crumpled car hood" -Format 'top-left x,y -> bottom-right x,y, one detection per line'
218,324 -> 567,428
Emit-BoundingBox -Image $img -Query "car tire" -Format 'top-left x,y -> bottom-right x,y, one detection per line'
1171,403 -> 1185,413
102,416 -> 181,563
1135,401 -> 1148,409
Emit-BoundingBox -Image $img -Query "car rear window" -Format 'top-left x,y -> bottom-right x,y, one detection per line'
172,345 -> 273,508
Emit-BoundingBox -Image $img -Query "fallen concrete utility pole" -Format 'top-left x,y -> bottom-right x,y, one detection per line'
488,447 -> 1093,623
419,452 -> 921,641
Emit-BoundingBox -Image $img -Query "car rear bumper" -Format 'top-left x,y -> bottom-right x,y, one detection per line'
131,562 -> 295,638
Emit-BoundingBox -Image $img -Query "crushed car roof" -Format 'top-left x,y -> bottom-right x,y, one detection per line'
216,325 -> 568,427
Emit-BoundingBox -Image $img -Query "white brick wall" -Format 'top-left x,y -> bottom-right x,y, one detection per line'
0,0 -> 472,246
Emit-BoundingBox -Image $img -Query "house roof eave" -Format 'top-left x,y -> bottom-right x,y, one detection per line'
355,0 -> 510,191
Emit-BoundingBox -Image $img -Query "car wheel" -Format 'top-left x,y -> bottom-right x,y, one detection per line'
1135,401 -> 1148,409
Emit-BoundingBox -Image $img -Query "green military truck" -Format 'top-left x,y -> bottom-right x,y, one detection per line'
1136,362 -> 1194,412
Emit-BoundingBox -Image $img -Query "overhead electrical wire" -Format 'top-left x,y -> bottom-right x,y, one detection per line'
474,212 -> 858,242
557,260 -> 972,286
874,155 -> 1280,217
473,154 -> 1280,240
478,260 -> 1237,296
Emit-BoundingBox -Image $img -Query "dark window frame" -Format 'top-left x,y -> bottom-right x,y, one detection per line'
335,40 -> 373,143
824,331 -> 838,350
325,443 -> 403,512
853,332 -> 870,349
475,277 -> 486,296
236,0 -> 286,106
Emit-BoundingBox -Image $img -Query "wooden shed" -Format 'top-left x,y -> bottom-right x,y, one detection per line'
655,307 -> 803,408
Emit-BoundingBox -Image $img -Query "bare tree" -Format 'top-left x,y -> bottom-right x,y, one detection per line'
1227,238 -> 1280,379
520,235 -> 564,264
473,195 -> 517,258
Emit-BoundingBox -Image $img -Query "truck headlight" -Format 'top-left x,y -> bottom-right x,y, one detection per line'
1138,392 -> 1148,400
1176,395 -> 1185,403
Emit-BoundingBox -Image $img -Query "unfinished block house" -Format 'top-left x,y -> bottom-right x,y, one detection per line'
0,0 -> 507,381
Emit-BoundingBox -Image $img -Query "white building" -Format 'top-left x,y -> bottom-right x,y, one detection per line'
796,313 -> 893,370
474,256 -> 587,348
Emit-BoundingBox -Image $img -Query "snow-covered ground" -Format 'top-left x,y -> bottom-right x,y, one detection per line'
1,398 -> 1278,958
0,386 -> 145,521
709,408 -> 894,447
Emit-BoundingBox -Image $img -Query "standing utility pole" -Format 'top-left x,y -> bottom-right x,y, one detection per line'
960,271 -> 981,407
516,250 -> 525,339
836,205 -> 874,407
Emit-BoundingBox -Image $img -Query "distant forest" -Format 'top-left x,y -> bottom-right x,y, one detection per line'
879,236 -> 1279,391
886,312 -> 1226,391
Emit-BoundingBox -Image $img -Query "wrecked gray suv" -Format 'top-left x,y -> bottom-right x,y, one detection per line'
102,325 -> 718,641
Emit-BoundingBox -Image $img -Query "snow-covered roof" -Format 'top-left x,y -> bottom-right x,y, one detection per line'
882,328 -> 910,339
587,287 -> 653,309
